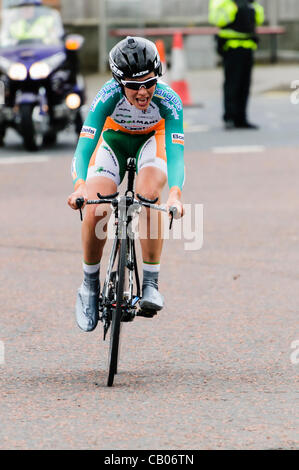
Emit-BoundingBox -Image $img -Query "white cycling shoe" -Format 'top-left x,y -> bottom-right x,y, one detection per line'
75,279 -> 100,332
139,284 -> 164,312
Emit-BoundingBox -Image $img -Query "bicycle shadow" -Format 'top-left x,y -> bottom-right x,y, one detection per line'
2,364 -> 201,391
2,368 -> 106,393
102,365 -> 202,390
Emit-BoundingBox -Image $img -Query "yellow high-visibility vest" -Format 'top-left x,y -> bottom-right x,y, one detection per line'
209,0 -> 264,50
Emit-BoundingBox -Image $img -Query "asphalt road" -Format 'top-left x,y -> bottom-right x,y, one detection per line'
0,69 -> 298,450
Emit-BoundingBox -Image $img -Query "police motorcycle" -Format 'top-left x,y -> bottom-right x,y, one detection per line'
0,0 -> 86,150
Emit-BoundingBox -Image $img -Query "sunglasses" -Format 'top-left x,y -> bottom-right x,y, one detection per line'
121,77 -> 158,90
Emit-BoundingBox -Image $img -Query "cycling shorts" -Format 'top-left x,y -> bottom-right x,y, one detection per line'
86,129 -> 167,186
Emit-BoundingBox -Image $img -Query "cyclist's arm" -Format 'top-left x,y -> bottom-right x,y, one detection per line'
165,117 -> 185,193
156,88 -> 185,217
157,88 -> 185,192
71,81 -> 121,190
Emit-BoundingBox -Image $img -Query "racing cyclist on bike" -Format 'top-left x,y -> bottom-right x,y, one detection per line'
68,37 -> 185,332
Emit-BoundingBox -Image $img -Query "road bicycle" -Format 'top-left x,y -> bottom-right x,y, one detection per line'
76,157 -> 176,386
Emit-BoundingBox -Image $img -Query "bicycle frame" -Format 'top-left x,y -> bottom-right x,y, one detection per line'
99,157 -> 143,338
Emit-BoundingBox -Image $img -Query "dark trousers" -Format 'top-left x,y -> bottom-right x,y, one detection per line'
222,47 -> 254,124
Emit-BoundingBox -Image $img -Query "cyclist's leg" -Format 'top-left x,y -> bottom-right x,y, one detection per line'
135,132 -> 167,311
82,176 -> 117,265
136,166 -> 166,262
83,133 -> 126,264
75,135 -> 125,332
135,131 -> 167,263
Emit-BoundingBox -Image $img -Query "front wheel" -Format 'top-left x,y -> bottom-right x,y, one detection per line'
43,130 -> 57,147
19,103 -> 43,151
107,237 -> 127,387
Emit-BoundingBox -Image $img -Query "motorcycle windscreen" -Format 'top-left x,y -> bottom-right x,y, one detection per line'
0,5 -> 65,48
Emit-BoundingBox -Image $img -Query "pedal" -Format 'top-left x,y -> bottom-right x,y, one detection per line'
121,311 -> 135,322
137,309 -> 157,318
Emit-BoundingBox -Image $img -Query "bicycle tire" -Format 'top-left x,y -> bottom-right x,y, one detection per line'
107,236 -> 127,387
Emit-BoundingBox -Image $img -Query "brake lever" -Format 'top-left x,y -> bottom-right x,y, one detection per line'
169,206 -> 178,230
76,197 -> 84,221
169,212 -> 174,230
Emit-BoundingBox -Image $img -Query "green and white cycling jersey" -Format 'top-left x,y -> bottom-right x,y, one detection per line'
72,79 -> 185,191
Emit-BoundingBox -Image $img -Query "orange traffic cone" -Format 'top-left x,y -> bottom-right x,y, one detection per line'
170,33 -> 192,106
155,39 -> 168,83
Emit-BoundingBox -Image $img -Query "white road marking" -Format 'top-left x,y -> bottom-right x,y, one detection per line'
0,156 -> 50,164
185,125 -> 210,133
212,145 -> 265,154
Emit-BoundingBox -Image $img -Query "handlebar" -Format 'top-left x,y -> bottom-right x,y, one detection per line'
137,193 -> 158,205
75,195 -> 178,228
97,191 -> 119,200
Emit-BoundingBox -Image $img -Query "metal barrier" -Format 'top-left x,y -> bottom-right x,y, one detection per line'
110,26 -> 285,63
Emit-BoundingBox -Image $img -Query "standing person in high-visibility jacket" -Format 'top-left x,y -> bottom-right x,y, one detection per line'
209,0 -> 264,129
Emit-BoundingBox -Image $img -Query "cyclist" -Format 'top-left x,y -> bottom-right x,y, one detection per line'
68,36 -> 185,332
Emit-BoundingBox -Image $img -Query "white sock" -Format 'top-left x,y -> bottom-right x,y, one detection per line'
83,261 -> 100,274
142,262 -> 160,273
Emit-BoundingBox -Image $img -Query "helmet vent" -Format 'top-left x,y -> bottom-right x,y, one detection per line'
122,53 -> 131,66
133,53 -> 139,63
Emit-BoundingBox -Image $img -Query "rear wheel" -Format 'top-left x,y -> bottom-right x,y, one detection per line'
107,237 -> 127,387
